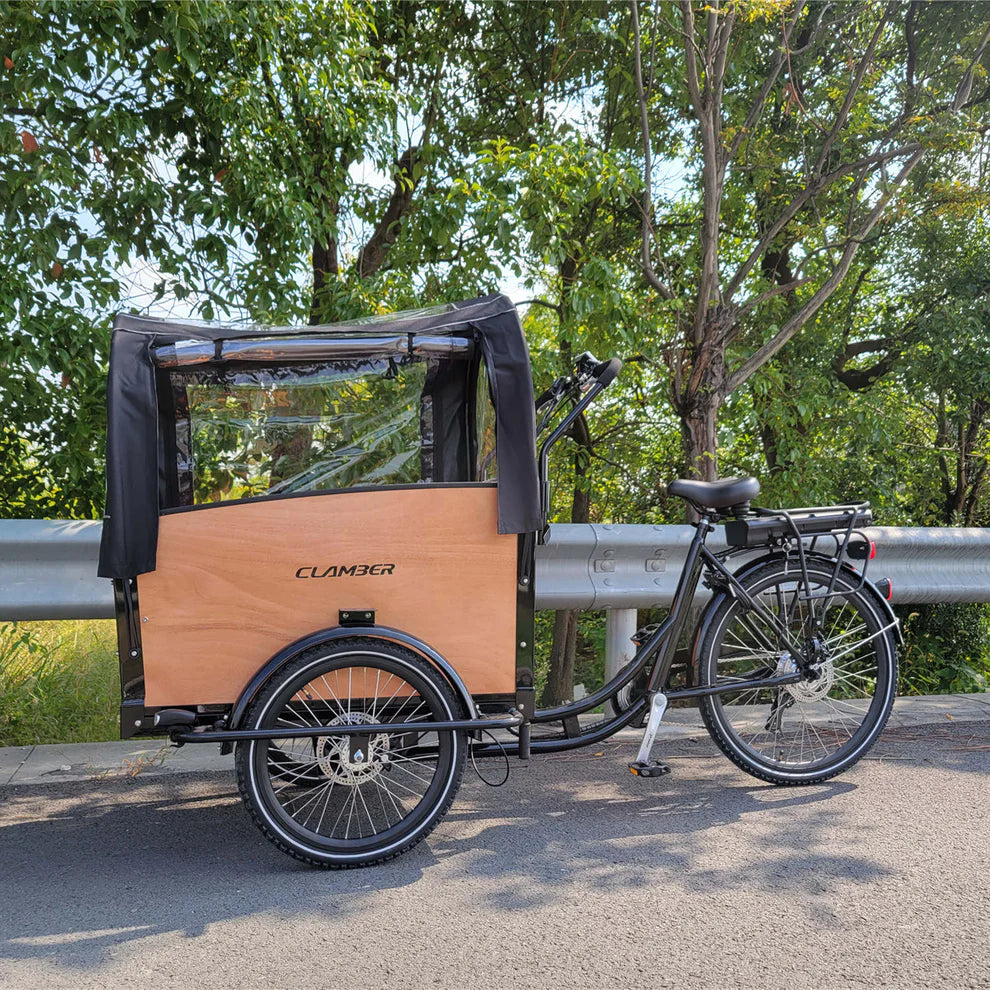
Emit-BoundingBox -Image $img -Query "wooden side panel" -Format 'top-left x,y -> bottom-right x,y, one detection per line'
137,487 -> 517,705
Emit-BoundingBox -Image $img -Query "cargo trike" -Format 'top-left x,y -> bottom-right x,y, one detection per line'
99,294 -> 899,868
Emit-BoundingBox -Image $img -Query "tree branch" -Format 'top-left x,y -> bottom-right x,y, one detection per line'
811,5 -> 894,181
682,0 -> 729,344
832,336 -> 900,390
839,337 -> 897,359
679,0 -> 703,115
736,277 -> 812,318
630,0 -> 674,299
953,21 -> 990,111
725,3 -> 803,163
355,146 -> 419,279
726,146 -> 926,391
520,297 -> 562,315
724,141 -> 922,300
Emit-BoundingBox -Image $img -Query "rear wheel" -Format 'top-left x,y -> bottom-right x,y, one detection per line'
697,560 -> 897,785
236,638 -> 466,868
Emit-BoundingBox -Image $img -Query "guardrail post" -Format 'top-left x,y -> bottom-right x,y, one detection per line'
604,608 -> 638,717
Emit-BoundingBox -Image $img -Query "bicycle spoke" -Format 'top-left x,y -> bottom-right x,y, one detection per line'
705,565 -> 890,772
249,652 -> 461,848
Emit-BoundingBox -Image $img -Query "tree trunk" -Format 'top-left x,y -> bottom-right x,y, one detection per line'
939,398 -> 989,525
272,233 -> 341,484
542,608 -> 579,709
310,235 -> 339,326
680,394 -> 721,482
671,308 -> 733,482
751,384 -> 782,478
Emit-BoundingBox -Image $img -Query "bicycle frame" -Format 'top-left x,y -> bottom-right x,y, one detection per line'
470,508 -> 808,758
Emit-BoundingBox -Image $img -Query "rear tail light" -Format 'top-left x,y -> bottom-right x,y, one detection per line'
876,578 -> 893,601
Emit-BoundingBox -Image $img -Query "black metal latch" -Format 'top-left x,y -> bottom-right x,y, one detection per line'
339,609 -> 375,626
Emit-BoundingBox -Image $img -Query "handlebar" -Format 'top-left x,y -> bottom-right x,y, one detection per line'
535,352 -> 622,530
537,353 -> 623,411
534,352 -> 622,533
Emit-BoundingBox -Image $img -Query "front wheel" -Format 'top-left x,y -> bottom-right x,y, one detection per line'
236,638 -> 467,868
696,559 -> 897,785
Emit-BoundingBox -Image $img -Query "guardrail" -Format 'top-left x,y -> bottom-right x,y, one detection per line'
2,519 -> 990,622
534,522 -> 990,609
534,521 -> 990,686
0,520 -> 111,620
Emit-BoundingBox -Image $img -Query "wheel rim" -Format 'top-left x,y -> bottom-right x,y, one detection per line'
249,651 -> 458,855
707,571 -> 892,772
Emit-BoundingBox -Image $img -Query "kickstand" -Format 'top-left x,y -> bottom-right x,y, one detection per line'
628,691 -> 671,778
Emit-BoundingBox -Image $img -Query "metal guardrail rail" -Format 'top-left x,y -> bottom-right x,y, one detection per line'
2,519 -> 989,622
535,522 -> 990,609
0,520 -> 112,620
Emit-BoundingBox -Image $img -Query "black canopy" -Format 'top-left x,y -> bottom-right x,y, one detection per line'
98,294 -> 539,578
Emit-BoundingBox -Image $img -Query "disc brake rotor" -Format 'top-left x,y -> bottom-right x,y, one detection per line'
316,711 -> 391,784
785,658 -> 836,703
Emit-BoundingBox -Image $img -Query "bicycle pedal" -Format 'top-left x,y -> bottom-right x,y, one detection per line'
628,759 -> 671,778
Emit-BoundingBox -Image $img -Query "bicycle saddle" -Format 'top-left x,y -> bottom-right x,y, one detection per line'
667,476 -> 760,511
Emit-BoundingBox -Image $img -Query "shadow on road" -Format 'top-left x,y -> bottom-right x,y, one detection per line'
1,719 -> 985,971
435,750 -> 877,915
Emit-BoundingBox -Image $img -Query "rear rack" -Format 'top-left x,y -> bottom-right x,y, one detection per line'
724,503 -> 872,548
723,501 -> 875,606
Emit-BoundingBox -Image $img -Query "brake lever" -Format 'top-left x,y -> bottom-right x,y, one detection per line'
535,376 -> 578,435
574,351 -> 599,378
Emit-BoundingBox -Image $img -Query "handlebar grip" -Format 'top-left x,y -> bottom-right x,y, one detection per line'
594,357 -> 622,387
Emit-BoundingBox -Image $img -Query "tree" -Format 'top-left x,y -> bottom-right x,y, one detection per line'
163,0 -> 518,325
0,0 -> 195,516
466,4 -> 665,702
0,0 -> 522,515
891,210 -> 990,525
631,0 -> 990,478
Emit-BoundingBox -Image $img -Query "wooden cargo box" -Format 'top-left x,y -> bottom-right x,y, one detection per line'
137,486 -> 518,705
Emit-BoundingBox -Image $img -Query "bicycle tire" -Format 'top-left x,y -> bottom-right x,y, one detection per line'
696,559 -> 897,785
236,638 -> 466,868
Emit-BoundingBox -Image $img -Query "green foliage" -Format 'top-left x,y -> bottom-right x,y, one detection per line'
0,620 -> 119,746
720,171 -> 990,526
898,604 -> 990,696
0,1 -> 219,516
573,611 -> 607,696
531,610 -> 612,702
5,0 -> 986,530
0,0 -> 988,709
0,0 -> 514,515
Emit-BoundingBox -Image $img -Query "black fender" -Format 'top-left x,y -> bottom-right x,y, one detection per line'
228,624 -> 477,730
690,551 -> 902,670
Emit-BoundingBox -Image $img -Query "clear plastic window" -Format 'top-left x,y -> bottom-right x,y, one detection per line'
173,358 -> 431,504
477,363 -> 497,482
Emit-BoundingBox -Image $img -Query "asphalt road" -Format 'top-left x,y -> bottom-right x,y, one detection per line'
1,719 -> 988,990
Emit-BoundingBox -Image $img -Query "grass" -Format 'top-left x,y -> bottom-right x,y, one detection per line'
0,620 -> 120,747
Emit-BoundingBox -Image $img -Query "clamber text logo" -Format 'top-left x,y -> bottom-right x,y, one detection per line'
295,563 -> 396,579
